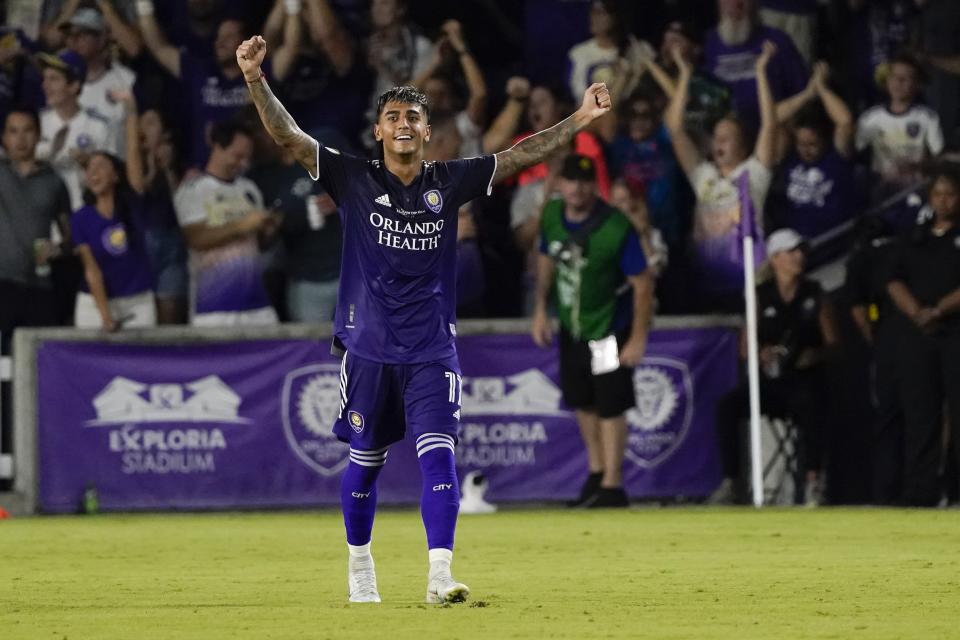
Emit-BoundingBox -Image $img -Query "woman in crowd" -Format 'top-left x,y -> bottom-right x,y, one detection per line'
887,169 -> 960,506
665,41 -> 778,311
71,91 -> 155,330
137,105 -> 187,324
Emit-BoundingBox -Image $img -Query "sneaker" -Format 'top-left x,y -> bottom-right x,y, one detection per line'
426,565 -> 470,604
348,555 -> 381,603
707,478 -> 736,505
566,471 -> 603,507
584,487 -> 629,508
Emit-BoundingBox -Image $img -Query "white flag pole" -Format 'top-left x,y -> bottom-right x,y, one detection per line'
743,237 -> 763,507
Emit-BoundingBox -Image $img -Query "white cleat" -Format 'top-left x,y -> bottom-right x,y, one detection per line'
348,555 -> 382,603
426,569 -> 470,604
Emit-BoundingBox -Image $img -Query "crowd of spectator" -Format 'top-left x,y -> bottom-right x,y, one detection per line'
1,0 -> 960,505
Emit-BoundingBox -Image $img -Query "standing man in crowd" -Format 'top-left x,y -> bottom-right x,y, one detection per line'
36,49 -> 120,210
174,121 -> 278,327
532,154 -> 653,509
0,107 -> 71,349
238,27 -> 613,603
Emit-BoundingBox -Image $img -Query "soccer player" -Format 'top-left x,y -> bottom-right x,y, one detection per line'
237,35 -> 612,604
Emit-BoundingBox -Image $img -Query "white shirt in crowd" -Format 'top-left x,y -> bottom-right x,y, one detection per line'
174,173 -> 278,326
79,62 -> 136,127
690,156 -> 772,243
567,35 -> 655,103
855,104 -> 944,184
37,107 -> 122,210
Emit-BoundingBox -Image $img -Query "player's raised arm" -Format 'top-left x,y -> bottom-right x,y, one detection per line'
237,36 -> 318,178
492,82 -> 611,184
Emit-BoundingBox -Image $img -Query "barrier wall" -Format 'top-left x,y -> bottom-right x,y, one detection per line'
13,318 -> 739,513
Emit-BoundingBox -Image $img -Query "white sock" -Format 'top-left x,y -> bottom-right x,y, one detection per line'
428,547 -> 453,569
348,542 -> 372,558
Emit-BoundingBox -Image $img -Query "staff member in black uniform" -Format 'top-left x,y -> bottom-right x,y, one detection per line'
847,217 -> 908,505
711,228 -> 840,505
887,169 -> 960,507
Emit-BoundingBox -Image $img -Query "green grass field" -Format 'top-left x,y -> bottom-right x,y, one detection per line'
1,507 -> 958,639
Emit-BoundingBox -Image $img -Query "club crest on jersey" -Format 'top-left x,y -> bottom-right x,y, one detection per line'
348,410 -> 365,433
423,189 -> 443,213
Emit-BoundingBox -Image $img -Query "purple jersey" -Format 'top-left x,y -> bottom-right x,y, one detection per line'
310,142 -> 496,364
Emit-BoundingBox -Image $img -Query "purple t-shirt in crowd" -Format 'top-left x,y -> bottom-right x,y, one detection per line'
71,201 -> 154,297
777,149 -> 858,240
310,142 -> 496,364
179,52 -> 263,166
703,25 -> 807,123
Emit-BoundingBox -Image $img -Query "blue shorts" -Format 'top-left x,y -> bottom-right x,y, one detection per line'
333,351 -> 462,451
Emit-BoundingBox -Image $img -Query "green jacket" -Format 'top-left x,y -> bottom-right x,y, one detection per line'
541,199 -> 634,340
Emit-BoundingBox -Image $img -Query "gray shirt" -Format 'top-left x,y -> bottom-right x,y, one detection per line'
0,159 -> 71,287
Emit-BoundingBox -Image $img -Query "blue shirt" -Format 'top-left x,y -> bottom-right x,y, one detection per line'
71,200 -> 154,298
611,125 -> 683,246
311,142 -> 496,364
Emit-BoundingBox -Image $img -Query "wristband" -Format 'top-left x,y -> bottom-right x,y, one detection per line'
245,69 -> 266,84
284,0 -> 302,14
135,0 -> 155,16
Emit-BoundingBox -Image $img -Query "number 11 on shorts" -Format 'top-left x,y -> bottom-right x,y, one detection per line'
444,371 -> 462,404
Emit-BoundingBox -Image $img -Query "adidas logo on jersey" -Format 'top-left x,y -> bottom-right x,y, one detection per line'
375,194 -> 391,207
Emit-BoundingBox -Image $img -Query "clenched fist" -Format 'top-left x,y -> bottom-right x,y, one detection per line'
236,36 -> 267,82
579,83 -> 612,121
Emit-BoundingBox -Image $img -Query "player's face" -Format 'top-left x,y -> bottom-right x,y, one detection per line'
886,63 -> 919,103
375,101 -> 431,158
795,127 -> 825,164
84,153 -> 119,197
930,177 -> 960,220
712,118 -> 747,168
559,177 -> 597,211
2,112 -> 39,161
215,20 -> 245,66
215,133 -> 253,179
42,68 -> 79,107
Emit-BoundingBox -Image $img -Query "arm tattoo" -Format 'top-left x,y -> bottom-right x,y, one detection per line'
247,78 -> 318,176
493,111 -> 588,183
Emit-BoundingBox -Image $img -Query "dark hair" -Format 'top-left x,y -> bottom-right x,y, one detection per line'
81,152 -> 142,250
595,0 -> 631,56
4,106 -> 40,132
928,168 -> 960,194
376,85 -> 430,121
209,120 -> 253,150
793,106 -> 831,143
888,52 -> 926,83
618,88 -> 659,121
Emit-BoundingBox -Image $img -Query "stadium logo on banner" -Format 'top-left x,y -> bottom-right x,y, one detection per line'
85,376 -> 250,425
281,364 -> 349,476
625,357 -> 694,469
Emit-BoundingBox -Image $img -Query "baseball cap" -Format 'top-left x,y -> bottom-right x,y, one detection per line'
36,49 -> 87,84
561,154 -> 597,181
766,228 -> 806,256
61,8 -> 106,34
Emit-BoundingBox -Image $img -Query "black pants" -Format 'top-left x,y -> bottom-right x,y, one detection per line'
896,327 -> 960,506
871,320 -> 905,505
715,368 -> 827,480
0,280 -> 57,461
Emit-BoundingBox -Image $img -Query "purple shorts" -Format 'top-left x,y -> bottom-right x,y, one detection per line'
332,351 -> 463,450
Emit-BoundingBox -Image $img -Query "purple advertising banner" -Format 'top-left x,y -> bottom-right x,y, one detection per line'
36,329 -> 737,513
